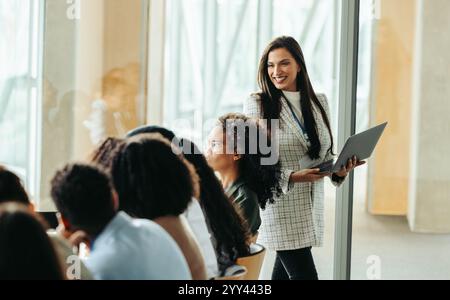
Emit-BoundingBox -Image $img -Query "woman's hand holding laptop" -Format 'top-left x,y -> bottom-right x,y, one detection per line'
334,156 -> 366,178
291,156 -> 366,183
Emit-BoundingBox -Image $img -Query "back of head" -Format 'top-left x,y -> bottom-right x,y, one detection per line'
126,125 -> 180,145
111,133 -> 199,220
0,203 -> 64,280
50,163 -> 116,235
0,166 -> 31,205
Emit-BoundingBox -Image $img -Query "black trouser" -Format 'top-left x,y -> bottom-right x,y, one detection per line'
271,247 -> 318,280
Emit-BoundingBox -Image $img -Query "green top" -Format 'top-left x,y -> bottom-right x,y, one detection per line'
225,177 -> 261,235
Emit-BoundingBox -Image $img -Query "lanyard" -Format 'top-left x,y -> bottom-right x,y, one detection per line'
285,99 -> 310,142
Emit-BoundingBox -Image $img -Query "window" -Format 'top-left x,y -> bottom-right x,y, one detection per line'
164,0 -> 341,150
0,0 -> 42,198
1,0 -> 149,210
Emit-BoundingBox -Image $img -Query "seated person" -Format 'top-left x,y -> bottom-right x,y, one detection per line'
50,163 -> 191,280
180,138 -> 252,275
111,133 -> 208,280
0,203 -> 64,280
206,113 -> 283,238
125,126 -> 218,279
0,165 -> 92,280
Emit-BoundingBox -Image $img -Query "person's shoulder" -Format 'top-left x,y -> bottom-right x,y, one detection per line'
246,92 -> 265,104
184,198 -> 203,220
117,215 -> 188,265
130,216 -> 168,238
314,93 -> 330,111
316,93 -> 328,103
115,212 -> 170,243
235,182 -> 258,203
249,92 -> 262,100
47,230 -> 73,256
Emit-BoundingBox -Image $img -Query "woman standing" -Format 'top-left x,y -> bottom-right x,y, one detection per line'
244,36 -> 365,280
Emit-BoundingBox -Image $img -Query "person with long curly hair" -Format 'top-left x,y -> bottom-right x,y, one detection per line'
206,113 -> 282,239
124,126 -> 219,279
110,133 -> 209,280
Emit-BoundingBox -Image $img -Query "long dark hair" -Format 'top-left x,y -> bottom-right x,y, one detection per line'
180,138 -> 251,264
218,113 -> 282,210
257,36 -> 334,160
0,204 -> 64,280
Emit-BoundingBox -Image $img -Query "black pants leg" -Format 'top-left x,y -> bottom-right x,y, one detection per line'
271,254 -> 290,280
271,247 -> 318,280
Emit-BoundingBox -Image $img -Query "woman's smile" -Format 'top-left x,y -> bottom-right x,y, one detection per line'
273,76 -> 288,84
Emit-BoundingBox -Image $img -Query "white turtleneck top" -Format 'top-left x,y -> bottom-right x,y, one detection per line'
282,90 -> 304,127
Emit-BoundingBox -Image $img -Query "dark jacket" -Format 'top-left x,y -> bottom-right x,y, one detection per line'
225,177 -> 261,235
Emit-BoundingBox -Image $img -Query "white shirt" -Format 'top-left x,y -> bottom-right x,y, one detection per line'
84,212 -> 191,280
183,199 -> 219,279
282,91 -> 304,126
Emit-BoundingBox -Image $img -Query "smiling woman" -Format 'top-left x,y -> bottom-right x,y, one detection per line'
244,36 -> 364,280
267,48 -> 301,92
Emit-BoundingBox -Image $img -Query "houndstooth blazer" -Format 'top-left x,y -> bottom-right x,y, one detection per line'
244,92 -> 342,251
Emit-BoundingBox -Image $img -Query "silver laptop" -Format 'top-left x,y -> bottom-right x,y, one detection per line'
314,122 -> 388,174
